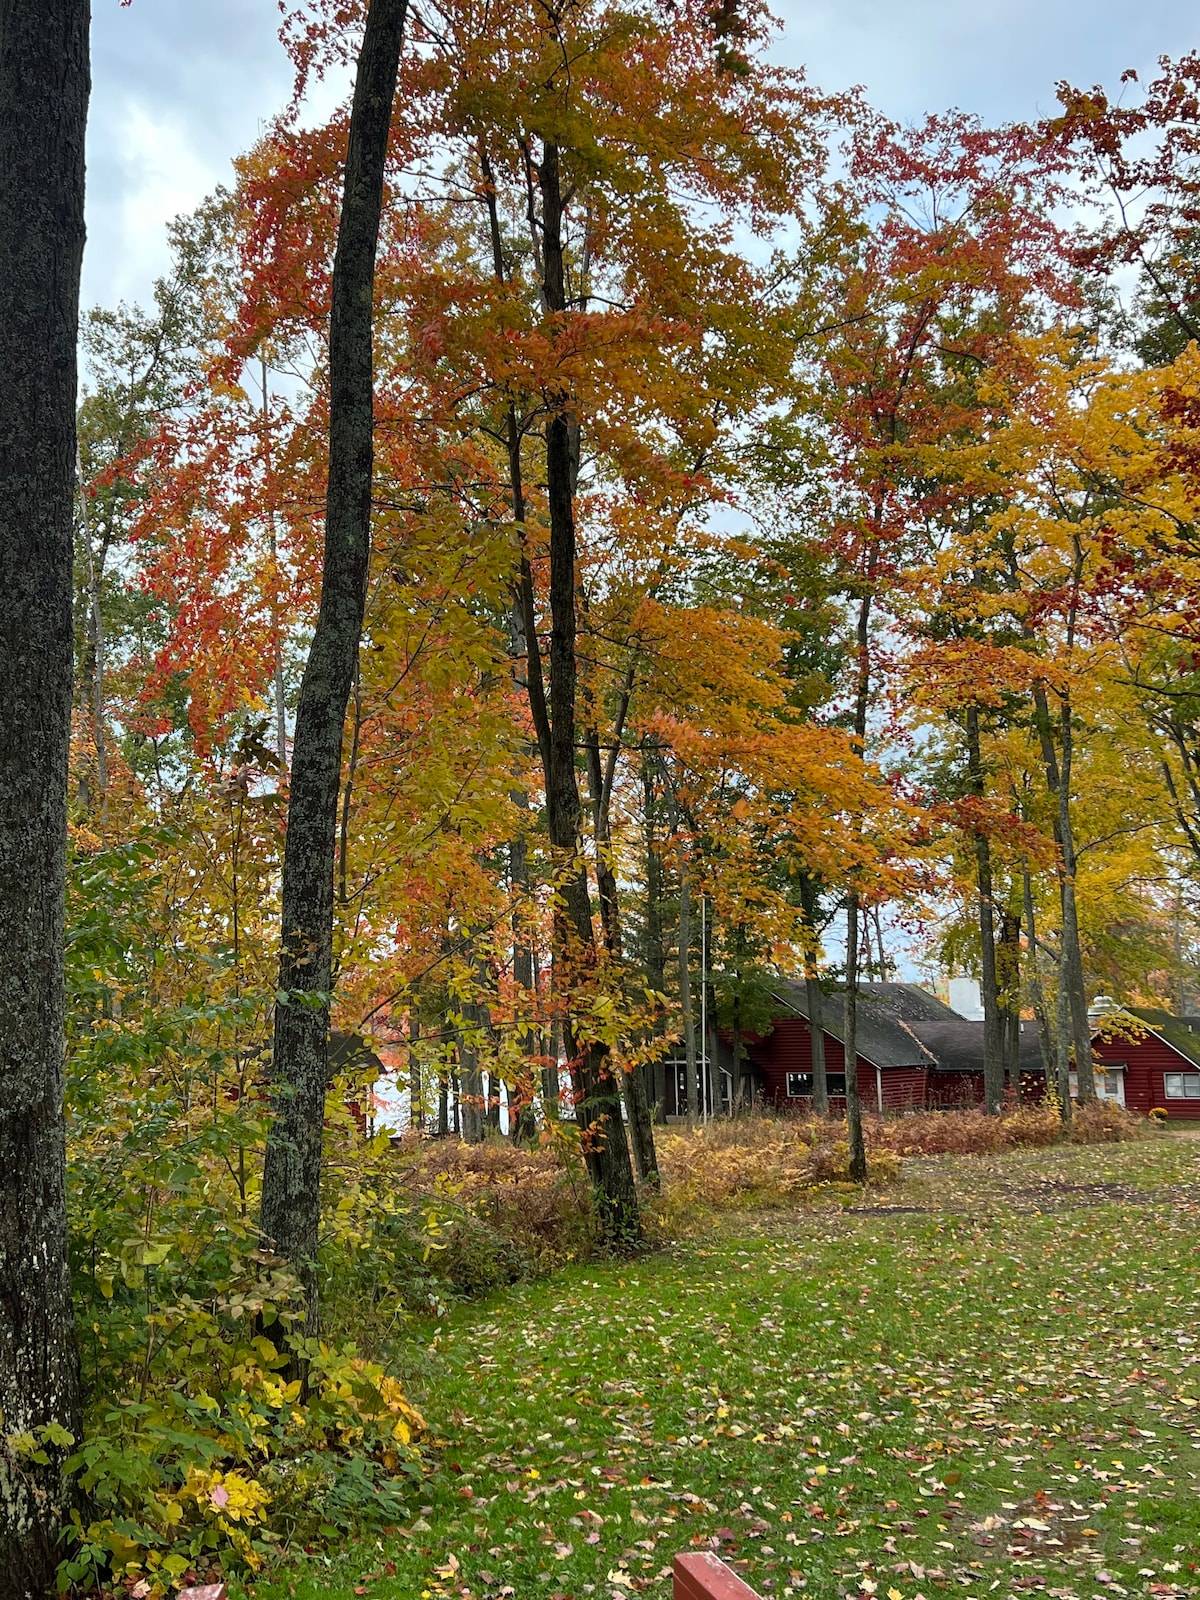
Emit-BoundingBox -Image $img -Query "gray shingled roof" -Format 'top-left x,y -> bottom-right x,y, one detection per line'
767,980 -> 935,1070
851,982 -> 962,1024
765,981 -> 1055,1075
907,1018 -> 1044,1074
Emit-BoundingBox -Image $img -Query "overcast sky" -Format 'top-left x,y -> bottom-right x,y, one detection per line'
86,0 -> 1198,313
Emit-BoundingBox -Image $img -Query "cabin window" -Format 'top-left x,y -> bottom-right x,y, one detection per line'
1164,1071 -> 1200,1099
785,1072 -> 846,1097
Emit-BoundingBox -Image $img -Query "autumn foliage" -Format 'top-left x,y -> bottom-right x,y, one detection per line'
54,5 -> 1200,1594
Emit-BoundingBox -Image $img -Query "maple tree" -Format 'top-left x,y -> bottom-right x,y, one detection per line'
259,0 -> 410,1322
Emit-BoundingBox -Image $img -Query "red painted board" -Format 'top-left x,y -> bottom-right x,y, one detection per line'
674,1552 -> 764,1600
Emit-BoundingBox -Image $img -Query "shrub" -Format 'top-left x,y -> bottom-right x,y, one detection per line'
1067,1098 -> 1149,1143
60,1340 -> 425,1596
651,1116 -> 901,1231
650,1098 -> 1147,1232
383,1128 -> 601,1286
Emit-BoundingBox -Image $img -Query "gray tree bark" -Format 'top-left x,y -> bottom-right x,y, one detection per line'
260,0 -> 408,1320
1031,681 -> 1094,1102
525,138 -> 639,1242
678,865 -> 698,1121
842,897 -> 868,1180
842,586 -> 872,1183
965,706 -> 1004,1114
798,873 -> 828,1115
0,0 -> 89,1589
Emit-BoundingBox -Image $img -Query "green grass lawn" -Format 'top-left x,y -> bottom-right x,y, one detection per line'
250,1134 -> 1200,1600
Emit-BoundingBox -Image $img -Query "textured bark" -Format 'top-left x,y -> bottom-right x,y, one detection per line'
526,139 -> 639,1241
1023,868 -> 1056,1092
1031,682 -> 1094,1102
1056,696 -> 1095,1100
0,0 -> 89,1589
677,866 -> 698,1120
642,756 -> 668,1122
842,587 -> 871,1184
507,832 -> 539,1143
997,909 -> 1022,1093
842,899 -> 868,1183
585,718 -> 657,1182
1054,965 -> 1073,1121
456,1027 -> 485,1144
260,0 -> 408,1314
965,706 -> 1004,1114
408,1015 -> 422,1132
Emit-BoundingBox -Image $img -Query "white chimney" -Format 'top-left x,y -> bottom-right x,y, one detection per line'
947,976 -> 984,1021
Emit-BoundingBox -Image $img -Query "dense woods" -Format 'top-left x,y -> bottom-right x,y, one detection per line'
8,0 -> 1200,1589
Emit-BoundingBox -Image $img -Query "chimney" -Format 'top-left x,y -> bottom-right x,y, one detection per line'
947,976 -> 984,1021
1087,994 -> 1118,1024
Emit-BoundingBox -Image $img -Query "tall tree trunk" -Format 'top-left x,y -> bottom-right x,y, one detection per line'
456,1025 -> 485,1145
1022,867 -> 1056,1097
1056,694 -> 1095,1100
678,863 -> 698,1121
480,157 -> 541,1145
523,138 -> 639,1242
799,874 -> 829,1115
260,0 -> 408,1319
997,907 -> 1022,1095
965,706 -> 1004,1114
1031,681 -> 1094,1101
842,897 -> 868,1181
507,832 -> 538,1142
542,1018 -> 562,1121
1054,962 -> 1073,1122
0,0 -> 89,1588
585,720 -> 658,1183
842,586 -> 872,1183
642,753 -> 668,1121
408,1013 -> 422,1132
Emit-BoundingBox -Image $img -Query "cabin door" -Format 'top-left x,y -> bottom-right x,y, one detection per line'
1097,1064 -> 1126,1106
1073,1064 -> 1126,1105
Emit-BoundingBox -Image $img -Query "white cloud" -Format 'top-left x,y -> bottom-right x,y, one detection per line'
81,0 -> 1200,313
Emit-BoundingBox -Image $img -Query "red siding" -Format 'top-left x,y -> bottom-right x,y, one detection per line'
927,1071 -> 984,1109
745,1017 -> 929,1113
1093,1033 -> 1200,1119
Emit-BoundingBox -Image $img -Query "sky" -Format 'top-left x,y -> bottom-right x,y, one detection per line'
87,0 -> 1199,316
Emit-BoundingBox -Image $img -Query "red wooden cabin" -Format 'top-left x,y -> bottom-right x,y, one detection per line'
1090,1007 -> 1200,1120
711,983 -> 1200,1121
734,981 -> 1044,1113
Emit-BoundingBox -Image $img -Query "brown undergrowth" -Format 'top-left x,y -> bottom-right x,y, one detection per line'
387,1101 -> 1148,1274
648,1099 -> 1147,1230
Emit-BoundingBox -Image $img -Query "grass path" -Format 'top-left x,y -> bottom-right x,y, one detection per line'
252,1136 -> 1200,1600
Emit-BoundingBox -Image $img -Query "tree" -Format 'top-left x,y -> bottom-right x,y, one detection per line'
0,0 -> 89,1588
790,111 -> 1073,1160
259,0 -> 409,1323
